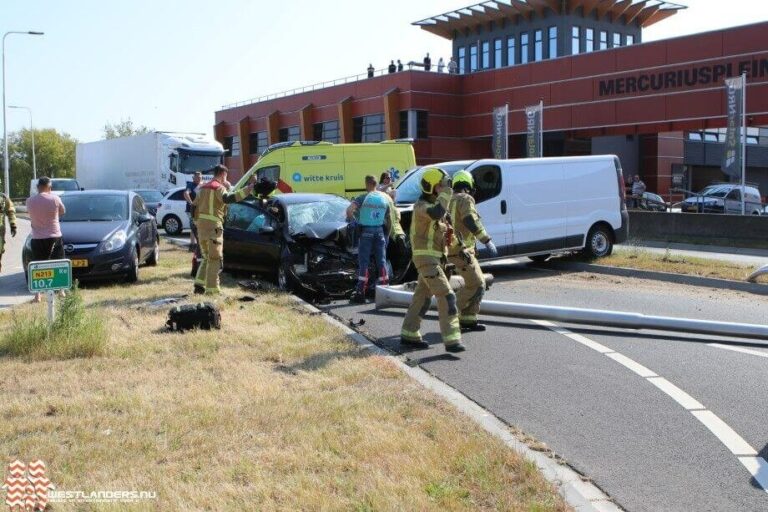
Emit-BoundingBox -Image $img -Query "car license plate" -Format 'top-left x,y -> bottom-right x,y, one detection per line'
71,259 -> 88,268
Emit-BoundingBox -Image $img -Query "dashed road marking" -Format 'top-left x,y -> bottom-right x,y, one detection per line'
708,343 -> 768,359
531,319 -> 768,494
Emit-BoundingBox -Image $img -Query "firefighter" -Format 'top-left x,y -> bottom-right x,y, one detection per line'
0,182 -> 18,274
193,165 -> 254,294
447,170 -> 497,331
400,167 -> 465,353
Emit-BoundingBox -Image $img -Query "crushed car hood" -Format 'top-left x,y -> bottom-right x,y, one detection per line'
292,221 -> 349,244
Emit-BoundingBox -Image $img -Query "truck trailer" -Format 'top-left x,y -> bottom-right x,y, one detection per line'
75,132 -> 224,193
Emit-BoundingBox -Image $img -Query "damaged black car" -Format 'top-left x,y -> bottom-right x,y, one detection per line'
223,193 -> 410,298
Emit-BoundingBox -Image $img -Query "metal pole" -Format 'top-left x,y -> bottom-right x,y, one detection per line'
2,31 -> 44,197
539,99 -> 544,158
375,285 -> 768,343
740,72 -> 747,216
9,105 -> 35,180
46,290 -> 55,337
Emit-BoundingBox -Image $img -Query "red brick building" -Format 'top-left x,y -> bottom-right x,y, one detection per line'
214,1 -> 768,199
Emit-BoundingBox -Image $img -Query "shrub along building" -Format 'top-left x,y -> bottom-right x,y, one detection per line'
214,0 -> 768,200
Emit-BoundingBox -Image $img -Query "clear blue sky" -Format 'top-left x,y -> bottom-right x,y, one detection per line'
2,0 -> 766,143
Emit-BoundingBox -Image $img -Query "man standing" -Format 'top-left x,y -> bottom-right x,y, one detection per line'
388,60 -> 396,73
26,177 -> 66,302
183,171 -> 202,252
193,165 -> 254,295
630,175 -> 646,208
0,179 -> 17,274
423,53 -> 432,71
397,59 -> 404,72
400,167 -> 464,353
448,56 -> 458,74
367,63 -> 374,78
447,171 -> 497,332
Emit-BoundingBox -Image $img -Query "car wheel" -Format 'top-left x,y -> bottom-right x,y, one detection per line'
529,254 -> 551,263
582,225 -> 613,259
162,214 -> 182,236
146,237 -> 160,266
126,247 -> 139,283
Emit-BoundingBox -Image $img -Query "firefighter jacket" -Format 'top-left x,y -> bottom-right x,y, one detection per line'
448,192 -> 490,256
0,193 -> 17,237
193,180 -> 250,226
410,189 -> 453,259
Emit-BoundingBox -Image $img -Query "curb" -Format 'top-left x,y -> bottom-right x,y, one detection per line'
292,296 -> 622,512
543,260 -> 768,296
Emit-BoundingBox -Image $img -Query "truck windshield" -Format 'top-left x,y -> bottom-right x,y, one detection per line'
394,163 -> 472,204
178,151 -> 223,175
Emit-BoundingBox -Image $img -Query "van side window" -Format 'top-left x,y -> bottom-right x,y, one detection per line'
470,165 -> 502,204
726,189 -> 741,201
257,165 -> 280,183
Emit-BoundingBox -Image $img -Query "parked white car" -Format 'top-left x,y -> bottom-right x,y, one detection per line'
156,186 -> 190,235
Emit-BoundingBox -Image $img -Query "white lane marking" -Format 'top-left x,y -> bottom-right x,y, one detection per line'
739,457 -> 768,491
605,353 -> 658,378
534,321 -> 768,493
691,411 -> 757,456
647,377 -> 705,411
709,343 -> 768,359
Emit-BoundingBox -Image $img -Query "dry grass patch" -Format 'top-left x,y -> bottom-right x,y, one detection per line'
601,246 -> 760,282
0,241 -> 568,511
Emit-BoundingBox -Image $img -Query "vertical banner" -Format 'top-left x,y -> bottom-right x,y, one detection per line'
491,105 -> 508,159
525,101 -> 543,158
722,74 -> 745,179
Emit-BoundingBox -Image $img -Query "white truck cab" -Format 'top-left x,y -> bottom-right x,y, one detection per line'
395,155 -> 629,260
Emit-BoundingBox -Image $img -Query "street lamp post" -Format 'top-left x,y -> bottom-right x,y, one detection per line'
2,30 -> 44,197
9,105 -> 36,180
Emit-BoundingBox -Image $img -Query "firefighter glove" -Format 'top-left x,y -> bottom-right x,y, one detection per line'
485,240 -> 497,257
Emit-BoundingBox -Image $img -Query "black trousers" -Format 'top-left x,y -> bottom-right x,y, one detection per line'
31,237 -> 64,261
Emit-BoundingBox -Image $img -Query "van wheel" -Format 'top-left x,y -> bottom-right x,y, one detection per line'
163,214 -> 182,236
583,225 -> 613,259
529,254 -> 551,263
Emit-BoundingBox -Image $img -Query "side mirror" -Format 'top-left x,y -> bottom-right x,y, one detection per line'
259,226 -> 275,234
80,187 -> 85,191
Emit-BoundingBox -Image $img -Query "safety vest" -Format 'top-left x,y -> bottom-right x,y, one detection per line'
194,180 -> 249,225
448,192 -> 490,256
410,192 -> 451,259
358,191 -> 389,227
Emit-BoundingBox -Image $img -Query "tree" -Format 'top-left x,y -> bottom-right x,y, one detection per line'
103,118 -> 153,139
1,128 -> 77,197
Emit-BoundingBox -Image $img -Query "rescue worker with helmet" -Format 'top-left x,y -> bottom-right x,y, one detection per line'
448,170 -> 497,331
193,165 -> 254,294
400,167 -> 465,353
0,180 -> 18,274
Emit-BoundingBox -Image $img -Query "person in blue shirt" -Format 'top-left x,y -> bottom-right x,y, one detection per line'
347,175 -> 392,303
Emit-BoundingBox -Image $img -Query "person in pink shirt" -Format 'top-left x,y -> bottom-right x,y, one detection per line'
26,176 -> 66,302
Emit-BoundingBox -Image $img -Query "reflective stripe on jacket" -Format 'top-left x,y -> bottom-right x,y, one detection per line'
410,191 -> 452,259
448,192 -> 490,255
193,180 -> 249,224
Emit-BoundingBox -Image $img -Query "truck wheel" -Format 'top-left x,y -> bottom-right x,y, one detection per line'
529,254 -> 551,263
126,247 -> 140,283
582,225 -> 613,259
162,215 -> 182,236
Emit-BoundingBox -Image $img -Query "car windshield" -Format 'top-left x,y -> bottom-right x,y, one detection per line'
394,163 -> 472,204
286,197 -> 349,234
51,180 -> 79,191
136,190 -> 164,203
699,186 -> 730,198
61,194 -> 128,222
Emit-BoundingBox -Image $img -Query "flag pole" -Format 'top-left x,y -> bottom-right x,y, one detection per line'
740,72 -> 746,216
539,100 -> 544,157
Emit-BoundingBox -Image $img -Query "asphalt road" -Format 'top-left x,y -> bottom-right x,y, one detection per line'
322,260 -> 768,511
0,218 -> 31,308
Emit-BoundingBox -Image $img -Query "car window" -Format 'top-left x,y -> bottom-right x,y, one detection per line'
168,190 -> 186,201
726,189 -> 741,201
61,194 -> 128,221
394,163 -> 472,204
226,203 -> 273,231
256,165 -> 280,183
470,165 -> 502,204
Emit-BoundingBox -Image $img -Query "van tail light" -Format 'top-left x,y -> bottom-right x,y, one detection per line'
614,157 -> 626,203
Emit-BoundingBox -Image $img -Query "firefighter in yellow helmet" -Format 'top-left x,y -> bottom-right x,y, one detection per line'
193,165 -> 254,294
400,167 -> 465,353
448,170 -> 497,331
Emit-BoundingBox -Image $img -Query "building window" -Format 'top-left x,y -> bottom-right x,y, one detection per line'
600,31 -> 608,50
520,33 -> 529,64
613,33 -> 621,47
249,131 -> 268,155
223,136 -> 240,157
572,26 -> 580,55
507,36 -> 516,66
278,126 -> 300,142
585,28 -> 594,52
688,132 -> 703,141
470,44 -> 478,72
534,30 -> 543,61
626,34 -> 635,46
353,114 -> 385,143
416,111 -> 428,139
399,111 -> 408,138
481,40 -> 490,69
458,46 -> 466,74
494,39 -> 502,68
548,26 -> 557,59
312,120 -> 339,143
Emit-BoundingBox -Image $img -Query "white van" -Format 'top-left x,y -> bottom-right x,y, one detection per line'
394,155 -> 629,260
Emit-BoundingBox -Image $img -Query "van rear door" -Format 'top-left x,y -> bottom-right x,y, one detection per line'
564,157 -> 622,245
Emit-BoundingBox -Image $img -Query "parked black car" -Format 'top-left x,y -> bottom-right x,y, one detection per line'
22,190 -> 160,283
222,193 -> 408,298
133,189 -> 164,216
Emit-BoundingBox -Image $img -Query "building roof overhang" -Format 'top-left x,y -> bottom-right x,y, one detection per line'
412,0 -> 687,39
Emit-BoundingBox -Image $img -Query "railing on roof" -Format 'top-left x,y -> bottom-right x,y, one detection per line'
221,63 -> 450,110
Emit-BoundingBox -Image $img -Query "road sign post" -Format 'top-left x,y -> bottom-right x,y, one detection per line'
27,259 -> 72,333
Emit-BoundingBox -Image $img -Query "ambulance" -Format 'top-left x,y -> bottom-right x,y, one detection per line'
233,140 -> 416,198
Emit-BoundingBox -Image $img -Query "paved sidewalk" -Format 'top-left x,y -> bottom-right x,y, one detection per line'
0,218 -> 32,308
617,241 -> 768,267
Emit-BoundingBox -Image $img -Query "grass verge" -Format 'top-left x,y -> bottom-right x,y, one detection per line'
0,240 -> 569,511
